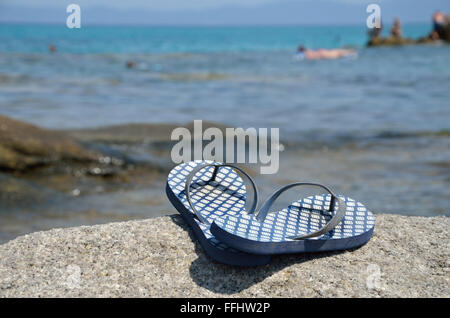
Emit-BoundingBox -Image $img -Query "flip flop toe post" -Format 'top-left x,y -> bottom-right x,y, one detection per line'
166,160 -> 271,266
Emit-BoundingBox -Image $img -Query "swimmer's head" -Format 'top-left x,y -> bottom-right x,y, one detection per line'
297,45 -> 306,52
433,11 -> 445,24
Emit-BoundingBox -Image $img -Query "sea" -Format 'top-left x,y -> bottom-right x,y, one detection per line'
0,23 -> 449,241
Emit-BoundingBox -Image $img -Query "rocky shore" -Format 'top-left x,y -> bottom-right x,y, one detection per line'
0,115 -> 101,171
0,214 -> 448,297
0,114 -> 249,243
367,18 -> 450,47
0,115 -> 169,242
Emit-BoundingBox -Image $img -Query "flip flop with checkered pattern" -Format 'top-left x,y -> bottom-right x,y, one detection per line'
210,182 -> 375,255
165,160 -> 271,266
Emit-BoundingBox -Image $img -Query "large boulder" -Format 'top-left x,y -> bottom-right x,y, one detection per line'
0,115 -> 100,171
0,214 -> 447,297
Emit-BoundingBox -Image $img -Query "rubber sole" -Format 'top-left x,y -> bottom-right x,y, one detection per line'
210,220 -> 374,255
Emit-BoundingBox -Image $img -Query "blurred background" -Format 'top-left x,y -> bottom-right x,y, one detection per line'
0,0 -> 449,243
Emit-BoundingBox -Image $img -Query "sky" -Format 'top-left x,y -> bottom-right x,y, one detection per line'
1,0 -> 449,25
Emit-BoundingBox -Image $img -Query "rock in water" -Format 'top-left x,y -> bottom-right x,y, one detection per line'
0,115 -> 100,171
367,36 -> 414,47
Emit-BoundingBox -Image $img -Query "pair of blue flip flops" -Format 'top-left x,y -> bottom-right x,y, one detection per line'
166,160 -> 375,266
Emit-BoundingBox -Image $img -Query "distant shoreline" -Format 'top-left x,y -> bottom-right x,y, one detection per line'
0,21 -> 433,27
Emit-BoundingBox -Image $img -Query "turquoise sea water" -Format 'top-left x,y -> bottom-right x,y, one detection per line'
0,23 -> 449,221
0,23 -> 433,53
0,23 -> 448,134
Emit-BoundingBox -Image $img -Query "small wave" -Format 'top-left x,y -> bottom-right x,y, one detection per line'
278,129 -> 450,152
0,73 -> 32,85
376,130 -> 450,139
161,72 -> 230,82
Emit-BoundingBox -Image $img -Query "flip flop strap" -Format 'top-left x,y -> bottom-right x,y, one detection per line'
255,182 -> 346,240
185,163 -> 259,225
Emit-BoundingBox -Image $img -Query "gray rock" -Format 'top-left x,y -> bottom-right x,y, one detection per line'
0,214 -> 448,297
0,114 -> 100,171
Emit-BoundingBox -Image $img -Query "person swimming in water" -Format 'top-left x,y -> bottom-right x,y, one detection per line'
296,45 -> 356,60
126,60 -> 135,69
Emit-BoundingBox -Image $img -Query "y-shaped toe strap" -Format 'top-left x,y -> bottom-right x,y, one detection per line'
185,163 -> 259,225
255,182 -> 346,240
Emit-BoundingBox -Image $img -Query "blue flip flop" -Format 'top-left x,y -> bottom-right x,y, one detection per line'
210,182 -> 375,255
165,160 -> 271,266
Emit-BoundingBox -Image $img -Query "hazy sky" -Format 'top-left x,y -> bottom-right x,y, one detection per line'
1,0 -> 449,25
